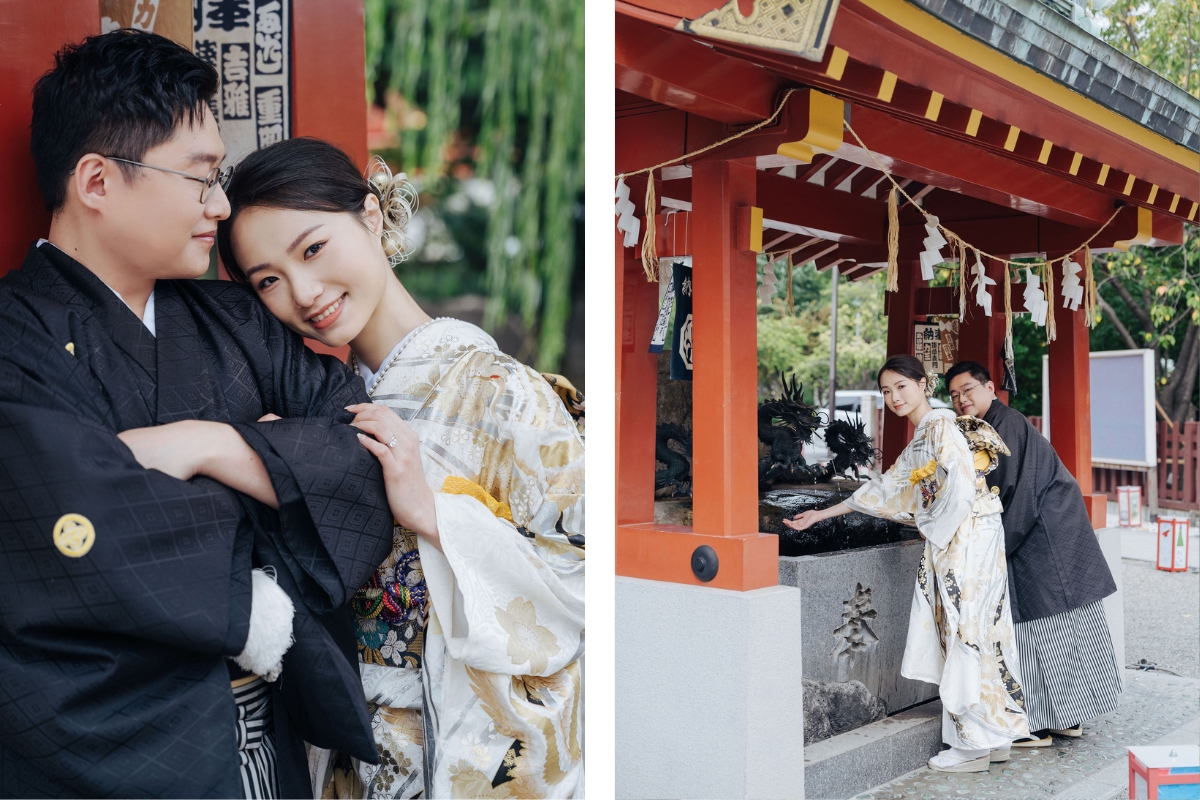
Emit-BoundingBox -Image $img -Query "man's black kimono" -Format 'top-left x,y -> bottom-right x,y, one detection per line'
0,244 -> 394,797
983,398 -> 1117,623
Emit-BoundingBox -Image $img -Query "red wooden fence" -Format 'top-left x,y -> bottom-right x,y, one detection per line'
1158,421 -> 1199,512
1025,417 -> 1197,512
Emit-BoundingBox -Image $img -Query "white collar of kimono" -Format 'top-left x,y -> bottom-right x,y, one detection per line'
37,239 -> 155,337
357,317 -> 450,393
917,407 -> 955,430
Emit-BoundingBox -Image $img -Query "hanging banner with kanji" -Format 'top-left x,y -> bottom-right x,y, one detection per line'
192,0 -> 290,166
670,262 -> 693,381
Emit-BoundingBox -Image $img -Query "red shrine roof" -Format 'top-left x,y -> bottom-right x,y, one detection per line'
617,0 -> 1198,278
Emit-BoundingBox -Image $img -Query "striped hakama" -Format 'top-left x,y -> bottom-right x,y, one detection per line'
233,677 -> 278,800
1013,600 -> 1122,731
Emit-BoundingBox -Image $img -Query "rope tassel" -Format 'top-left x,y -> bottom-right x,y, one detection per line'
1083,245 -> 1098,328
886,186 -> 899,292
1043,260 -> 1057,342
641,171 -> 659,281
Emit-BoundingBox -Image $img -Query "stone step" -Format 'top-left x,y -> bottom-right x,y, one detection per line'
803,699 -> 943,800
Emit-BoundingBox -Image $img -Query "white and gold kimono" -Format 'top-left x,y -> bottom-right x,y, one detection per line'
845,409 -> 1029,751
310,318 -> 584,799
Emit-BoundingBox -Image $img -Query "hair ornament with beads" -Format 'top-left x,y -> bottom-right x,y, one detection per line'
365,155 -> 418,266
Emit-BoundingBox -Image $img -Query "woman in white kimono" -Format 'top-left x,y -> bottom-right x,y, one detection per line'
217,138 -> 584,798
785,355 -> 1028,773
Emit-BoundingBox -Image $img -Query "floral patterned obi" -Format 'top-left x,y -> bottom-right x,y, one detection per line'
352,525 -> 428,669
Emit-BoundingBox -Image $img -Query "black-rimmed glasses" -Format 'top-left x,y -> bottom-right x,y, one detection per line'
103,156 -> 232,203
949,381 -> 983,403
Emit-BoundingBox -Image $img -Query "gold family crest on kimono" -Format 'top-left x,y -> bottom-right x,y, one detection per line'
845,409 -> 1029,750
310,318 -> 584,799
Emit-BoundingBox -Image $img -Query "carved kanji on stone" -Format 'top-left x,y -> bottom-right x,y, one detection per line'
832,583 -> 879,659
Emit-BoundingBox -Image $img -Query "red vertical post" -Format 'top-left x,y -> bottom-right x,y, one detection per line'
690,160 -> 760,537
957,257 -> 1010,405
0,0 -> 100,276
882,261 -> 918,467
615,160 -> 776,591
1046,257 -> 1107,527
291,0 -> 368,167
615,229 -> 660,527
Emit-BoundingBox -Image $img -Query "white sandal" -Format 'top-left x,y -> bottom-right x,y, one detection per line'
929,748 -> 992,773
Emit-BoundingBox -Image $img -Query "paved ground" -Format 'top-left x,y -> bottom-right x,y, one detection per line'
1123,559 -> 1199,679
855,558 -> 1199,800
855,671 -> 1199,800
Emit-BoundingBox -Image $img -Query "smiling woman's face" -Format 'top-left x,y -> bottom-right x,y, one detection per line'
230,199 -> 387,348
878,369 -> 927,417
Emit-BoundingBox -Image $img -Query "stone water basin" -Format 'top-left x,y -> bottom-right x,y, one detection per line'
760,484 -> 921,557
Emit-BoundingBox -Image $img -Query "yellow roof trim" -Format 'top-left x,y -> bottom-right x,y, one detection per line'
966,108 -> 982,136
925,91 -> 944,121
854,0 -> 1200,172
825,46 -> 849,80
878,71 -> 898,102
1004,126 -> 1020,151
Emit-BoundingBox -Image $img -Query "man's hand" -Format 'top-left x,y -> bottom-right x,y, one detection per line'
118,420 -> 214,481
118,420 -> 279,508
346,403 -> 440,550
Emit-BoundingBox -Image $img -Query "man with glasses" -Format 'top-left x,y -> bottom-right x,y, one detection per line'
946,361 -> 1121,749
0,30 -> 392,798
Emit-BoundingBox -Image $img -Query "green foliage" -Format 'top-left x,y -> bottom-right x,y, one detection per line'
1008,314 -> 1048,417
1099,0 -> 1199,96
1092,227 -> 1200,420
756,259 -> 888,402
364,0 -> 584,371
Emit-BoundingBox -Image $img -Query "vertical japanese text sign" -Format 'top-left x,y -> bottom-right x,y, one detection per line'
192,0 -> 290,165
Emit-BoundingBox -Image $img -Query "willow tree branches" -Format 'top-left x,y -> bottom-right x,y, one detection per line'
365,0 -> 584,371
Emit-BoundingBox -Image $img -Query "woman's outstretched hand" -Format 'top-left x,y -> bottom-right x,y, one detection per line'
782,501 -> 852,531
783,509 -> 824,531
346,403 -> 441,551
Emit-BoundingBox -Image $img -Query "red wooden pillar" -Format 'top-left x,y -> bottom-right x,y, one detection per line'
291,0 -> 368,167
1046,256 -> 1108,527
882,261 -> 918,467
957,257 -> 1010,406
691,160 -> 759,536
615,159 -> 777,591
0,0 -> 99,277
615,228 -> 659,527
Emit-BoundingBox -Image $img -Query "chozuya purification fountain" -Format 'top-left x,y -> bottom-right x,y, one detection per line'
654,370 -> 935,752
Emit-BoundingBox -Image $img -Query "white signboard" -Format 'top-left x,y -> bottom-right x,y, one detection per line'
1041,349 -> 1157,468
192,0 -> 290,166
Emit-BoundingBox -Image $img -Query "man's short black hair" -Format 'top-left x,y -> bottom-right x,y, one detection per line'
31,29 -> 218,212
945,360 -> 991,387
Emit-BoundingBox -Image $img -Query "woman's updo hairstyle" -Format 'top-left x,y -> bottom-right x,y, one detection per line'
216,138 -> 416,284
877,354 -> 936,397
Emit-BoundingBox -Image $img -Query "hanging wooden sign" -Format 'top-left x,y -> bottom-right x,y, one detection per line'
192,0 -> 291,166
914,319 -> 958,381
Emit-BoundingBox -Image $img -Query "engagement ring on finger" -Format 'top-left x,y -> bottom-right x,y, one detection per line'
387,435 -> 397,448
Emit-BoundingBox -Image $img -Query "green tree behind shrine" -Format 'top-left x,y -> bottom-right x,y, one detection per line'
1100,0 -> 1199,96
363,0 -> 583,374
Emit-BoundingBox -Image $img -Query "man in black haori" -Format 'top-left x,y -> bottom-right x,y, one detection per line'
0,31 -> 393,797
946,361 -> 1122,747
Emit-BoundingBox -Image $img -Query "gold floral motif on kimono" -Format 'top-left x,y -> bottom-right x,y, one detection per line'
846,409 -> 1029,750
309,318 -> 584,800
